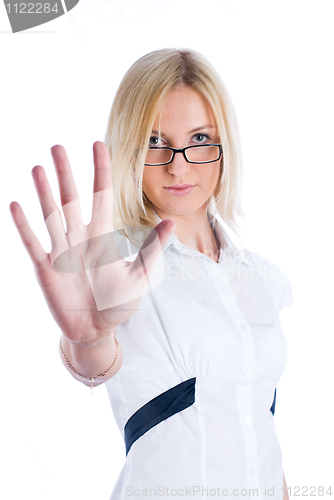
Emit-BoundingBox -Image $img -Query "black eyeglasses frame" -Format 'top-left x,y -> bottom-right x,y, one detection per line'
144,143 -> 223,166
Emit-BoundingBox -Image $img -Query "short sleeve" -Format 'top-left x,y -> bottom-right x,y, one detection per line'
248,252 -> 293,314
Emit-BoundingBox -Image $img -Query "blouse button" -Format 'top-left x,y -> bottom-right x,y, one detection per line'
245,417 -> 251,425
240,323 -> 248,330
250,467 -> 256,474
246,372 -> 252,379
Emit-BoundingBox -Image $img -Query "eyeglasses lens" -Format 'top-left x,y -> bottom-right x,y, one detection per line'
146,148 -> 173,165
186,145 -> 220,162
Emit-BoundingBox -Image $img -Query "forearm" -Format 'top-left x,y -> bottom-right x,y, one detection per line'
59,329 -> 123,387
283,471 -> 289,500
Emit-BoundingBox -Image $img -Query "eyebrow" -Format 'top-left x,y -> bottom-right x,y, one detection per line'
151,124 -> 217,136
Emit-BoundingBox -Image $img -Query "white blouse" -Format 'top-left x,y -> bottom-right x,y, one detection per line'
105,215 -> 293,500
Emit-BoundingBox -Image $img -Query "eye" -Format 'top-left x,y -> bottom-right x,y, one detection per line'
149,136 -> 164,148
192,133 -> 211,144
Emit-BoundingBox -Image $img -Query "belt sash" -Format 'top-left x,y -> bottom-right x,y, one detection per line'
124,378 -> 277,455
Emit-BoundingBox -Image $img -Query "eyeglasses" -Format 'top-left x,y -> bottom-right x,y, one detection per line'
144,144 -> 223,166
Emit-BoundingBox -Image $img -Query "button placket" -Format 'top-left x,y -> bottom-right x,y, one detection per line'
202,256 -> 260,490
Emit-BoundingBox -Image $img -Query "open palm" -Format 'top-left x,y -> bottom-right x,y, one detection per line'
9,141 -> 175,346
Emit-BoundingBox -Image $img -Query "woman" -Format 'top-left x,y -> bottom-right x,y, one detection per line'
10,49 -> 292,499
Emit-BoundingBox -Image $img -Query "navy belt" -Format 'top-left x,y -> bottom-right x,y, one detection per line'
124,377 -> 196,455
124,378 -> 277,455
270,387 -> 277,416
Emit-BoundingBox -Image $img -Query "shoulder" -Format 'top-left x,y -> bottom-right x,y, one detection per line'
246,250 -> 293,314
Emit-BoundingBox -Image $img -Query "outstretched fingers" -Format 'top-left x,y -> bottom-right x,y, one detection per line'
9,201 -> 50,271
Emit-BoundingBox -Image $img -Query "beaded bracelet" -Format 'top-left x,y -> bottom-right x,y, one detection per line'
59,333 -> 120,393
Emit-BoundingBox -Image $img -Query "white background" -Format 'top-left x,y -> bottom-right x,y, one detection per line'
1,0 -> 333,499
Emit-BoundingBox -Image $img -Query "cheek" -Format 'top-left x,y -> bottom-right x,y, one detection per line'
215,166 -> 222,185
204,165 -> 221,190
142,169 -> 151,190
142,169 -> 162,194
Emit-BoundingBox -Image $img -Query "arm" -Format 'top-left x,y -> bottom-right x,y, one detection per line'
283,471 -> 289,500
10,141 -> 174,389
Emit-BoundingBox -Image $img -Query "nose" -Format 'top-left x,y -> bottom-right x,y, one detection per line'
167,150 -> 191,175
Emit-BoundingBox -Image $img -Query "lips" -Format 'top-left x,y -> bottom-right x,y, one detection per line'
166,184 -> 195,188
164,185 -> 196,196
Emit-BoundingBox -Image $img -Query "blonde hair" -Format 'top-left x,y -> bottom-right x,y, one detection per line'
104,48 -> 244,243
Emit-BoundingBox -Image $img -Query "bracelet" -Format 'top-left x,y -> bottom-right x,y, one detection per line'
59,332 -> 120,392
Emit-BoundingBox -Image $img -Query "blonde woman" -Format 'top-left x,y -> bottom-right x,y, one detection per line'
10,49 -> 292,500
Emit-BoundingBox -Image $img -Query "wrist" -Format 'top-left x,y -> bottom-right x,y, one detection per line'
59,329 -> 121,390
61,327 -> 117,351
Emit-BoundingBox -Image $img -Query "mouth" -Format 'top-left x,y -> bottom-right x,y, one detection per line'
164,184 -> 196,196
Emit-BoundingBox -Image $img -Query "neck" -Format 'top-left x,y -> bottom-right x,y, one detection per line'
154,205 -> 220,262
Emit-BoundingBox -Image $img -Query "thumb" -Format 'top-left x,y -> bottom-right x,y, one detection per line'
131,218 -> 176,280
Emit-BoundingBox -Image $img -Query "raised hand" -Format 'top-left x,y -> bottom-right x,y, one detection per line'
9,141 -> 176,349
